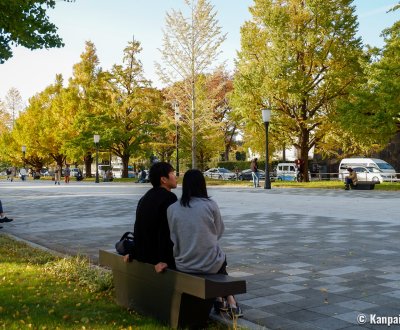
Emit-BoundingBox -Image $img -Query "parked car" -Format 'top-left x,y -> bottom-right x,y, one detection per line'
203,168 -> 236,180
40,168 -> 50,176
70,168 -> 81,177
238,169 -> 266,181
112,165 -> 136,178
339,157 -> 395,174
238,169 -> 276,182
341,166 -> 390,183
339,158 -> 396,182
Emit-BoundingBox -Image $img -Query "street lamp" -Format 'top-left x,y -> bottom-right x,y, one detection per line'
21,145 -> 26,168
94,134 -> 100,183
261,108 -> 271,189
173,101 -> 180,177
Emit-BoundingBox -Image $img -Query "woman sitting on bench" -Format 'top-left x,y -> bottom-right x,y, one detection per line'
167,169 -> 243,318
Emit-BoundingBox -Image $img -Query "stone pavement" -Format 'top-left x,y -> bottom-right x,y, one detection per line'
1,180 -> 400,329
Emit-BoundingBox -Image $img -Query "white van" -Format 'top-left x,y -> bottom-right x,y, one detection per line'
111,165 -> 136,179
98,164 -> 111,178
276,163 -> 297,181
338,158 -> 396,182
111,166 -> 123,179
276,162 -> 311,181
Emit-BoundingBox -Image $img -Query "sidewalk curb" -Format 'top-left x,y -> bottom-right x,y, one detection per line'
210,311 -> 270,330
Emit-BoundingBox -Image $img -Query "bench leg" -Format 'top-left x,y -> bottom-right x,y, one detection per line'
175,293 -> 214,329
111,269 -> 214,329
112,270 -> 177,325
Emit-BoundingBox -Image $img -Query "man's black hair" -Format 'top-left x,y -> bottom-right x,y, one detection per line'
149,162 -> 174,187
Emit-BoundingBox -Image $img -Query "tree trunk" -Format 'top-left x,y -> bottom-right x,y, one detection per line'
199,149 -> 205,172
300,128 -> 310,182
224,144 -> 230,161
122,154 -> 130,178
50,154 -> 66,171
84,152 -> 93,177
191,79 -> 196,169
282,143 -> 286,161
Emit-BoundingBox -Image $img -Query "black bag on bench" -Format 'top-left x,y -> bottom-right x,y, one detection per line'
115,232 -> 135,255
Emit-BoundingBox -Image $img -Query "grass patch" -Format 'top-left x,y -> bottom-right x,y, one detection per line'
204,178 -> 400,191
272,180 -> 344,189
374,182 -> 400,191
3,174 -> 399,190
272,180 -> 400,190
0,235 -> 229,330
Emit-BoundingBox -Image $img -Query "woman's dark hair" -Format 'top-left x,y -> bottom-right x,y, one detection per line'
149,162 -> 174,187
180,169 -> 209,207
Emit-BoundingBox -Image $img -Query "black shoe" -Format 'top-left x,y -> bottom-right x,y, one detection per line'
0,226 -> 3,229
0,217 -> 13,223
214,299 -> 228,313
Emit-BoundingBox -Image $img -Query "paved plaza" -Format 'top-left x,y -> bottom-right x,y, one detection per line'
1,180 -> 400,329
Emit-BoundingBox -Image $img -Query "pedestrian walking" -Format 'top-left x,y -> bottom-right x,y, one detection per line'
250,158 -> 260,188
54,165 -> 61,185
6,168 -> 11,181
20,167 -> 27,181
64,164 -> 71,184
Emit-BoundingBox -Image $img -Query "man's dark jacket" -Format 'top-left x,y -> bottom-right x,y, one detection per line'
133,187 -> 177,268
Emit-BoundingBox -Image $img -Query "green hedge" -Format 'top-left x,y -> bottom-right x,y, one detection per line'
217,160 -> 282,171
216,160 -> 266,171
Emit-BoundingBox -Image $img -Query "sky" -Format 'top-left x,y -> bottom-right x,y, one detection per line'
0,0 -> 398,105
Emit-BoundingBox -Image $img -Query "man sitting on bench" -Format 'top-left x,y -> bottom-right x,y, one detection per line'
345,167 -> 358,190
124,162 -> 178,272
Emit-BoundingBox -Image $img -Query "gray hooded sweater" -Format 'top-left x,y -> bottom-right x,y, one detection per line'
167,197 -> 225,274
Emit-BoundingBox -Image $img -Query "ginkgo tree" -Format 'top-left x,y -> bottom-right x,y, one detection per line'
234,0 -> 366,180
97,39 -> 165,177
326,2 -> 399,164
4,88 -> 23,129
3,76 -> 66,171
156,0 -> 226,169
0,100 -> 11,134
0,101 -> 13,166
65,41 -> 107,177
161,70 -> 234,171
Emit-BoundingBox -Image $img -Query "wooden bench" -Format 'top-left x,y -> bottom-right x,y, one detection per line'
99,249 -> 246,329
350,181 -> 379,190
